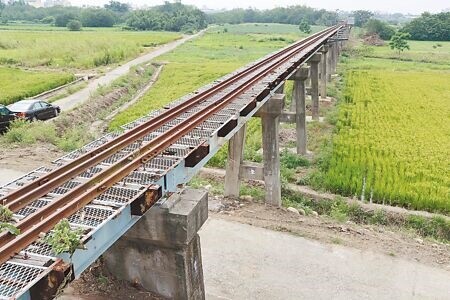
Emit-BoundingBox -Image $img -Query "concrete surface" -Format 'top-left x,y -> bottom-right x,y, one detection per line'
104,189 -> 208,299
200,218 -> 450,300
54,31 -> 204,111
0,168 -> 25,186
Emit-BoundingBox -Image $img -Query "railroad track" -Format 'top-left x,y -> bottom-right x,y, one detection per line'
0,24 -> 343,299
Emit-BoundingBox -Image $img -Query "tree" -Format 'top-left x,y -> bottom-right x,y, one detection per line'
298,20 -> 311,34
104,1 -> 129,13
365,19 -> 395,40
353,10 -> 373,27
389,32 -> 410,54
402,12 -> 450,41
126,2 -> 207,32
54,12 -> 78,27
67,19 -> 82,31
41,16 -> 54,24
81,8 -> 115,27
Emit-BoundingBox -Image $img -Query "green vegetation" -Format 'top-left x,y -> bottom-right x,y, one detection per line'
208,6 -> 339,26
402,12 -> 450,41
283,191 -> 450,242
0,67 -> 74,105
389,32 -> 410,54
126,2 -> 207,32
1,63 -> 155,152
45,219 -> 83,255
0,29 -> 180,69
352,10 -> 374,27
320,70 -> 449,213
0,205 -> 19,236
364,19 -> 395,40
67,19 -> 82,31
110,24 -> 316,129
298,20 -> 311,34
348,39 -> 450,66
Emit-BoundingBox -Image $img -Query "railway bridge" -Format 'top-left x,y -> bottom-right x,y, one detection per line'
0,24 -> 350,300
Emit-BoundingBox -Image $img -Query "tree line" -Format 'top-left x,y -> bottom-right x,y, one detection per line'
0,1 -> 206,32
354,10 -> 449,41
208,6 -> 339,27
0,1 -> 448,41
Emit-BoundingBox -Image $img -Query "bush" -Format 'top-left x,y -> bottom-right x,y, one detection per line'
81,8 -> 115,27
365,19 -> 395,40
3,119 -> 57,144
41,16 -> 55,24
55,13 -> 78,27
67,20 -> 82,31
402,12 -> 450,41
126,2 -> 207,32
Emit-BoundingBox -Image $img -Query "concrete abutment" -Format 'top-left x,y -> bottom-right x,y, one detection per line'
104,189 -> 208,300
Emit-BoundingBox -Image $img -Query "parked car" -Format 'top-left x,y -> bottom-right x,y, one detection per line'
8,100 -> 60,122
0,104 -> 16,133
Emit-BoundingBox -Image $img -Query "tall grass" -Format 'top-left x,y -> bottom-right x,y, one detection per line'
109,24 -> 313,130
322,70 -> 450,214
0,30 -> 180,69
0,67 -> 74,105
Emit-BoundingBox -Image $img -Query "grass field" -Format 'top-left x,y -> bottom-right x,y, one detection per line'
322,70 -> 449,213
0,67 -> 74,105
0,28 -> 181,69
366,41 -> 450,65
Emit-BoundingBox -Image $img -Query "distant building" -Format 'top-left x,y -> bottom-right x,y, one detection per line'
43,0 -> 71,7
26,0 -> 44,8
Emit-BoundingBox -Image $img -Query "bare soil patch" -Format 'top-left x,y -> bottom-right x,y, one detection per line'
0,143 -> 62,172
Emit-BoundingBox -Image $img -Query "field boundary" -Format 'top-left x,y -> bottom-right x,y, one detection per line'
31,76 -> 86,100
198,167 -> 450,222
103,63 -> 164,123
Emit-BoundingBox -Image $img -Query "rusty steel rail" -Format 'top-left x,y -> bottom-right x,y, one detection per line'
0,27 -> 332,214
0,25 -> 342,271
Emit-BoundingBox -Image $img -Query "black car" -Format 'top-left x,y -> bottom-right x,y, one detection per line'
0,104 -> 16,133
8,100 -> 60,121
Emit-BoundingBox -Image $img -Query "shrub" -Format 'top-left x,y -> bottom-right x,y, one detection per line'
67,20 -> 82,31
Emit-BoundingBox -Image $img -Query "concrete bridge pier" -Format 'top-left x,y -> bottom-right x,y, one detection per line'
260,93 -> 284,206
224,124 -> 246,198
319,45 -> 328,99
290,67 -> 310,155
307,53 -> 321,120
223,92 -> 284,206
326,43 -> 333,82
104,188 -> 208,300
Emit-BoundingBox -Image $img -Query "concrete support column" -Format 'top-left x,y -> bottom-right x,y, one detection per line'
224,124 -> 246,198
319,45 -> 328,99
290,67 -> 310,155
260,93 -> 284,206
307,53 -> 321,121
104,189 -> 208,300
326,44 -> 333,82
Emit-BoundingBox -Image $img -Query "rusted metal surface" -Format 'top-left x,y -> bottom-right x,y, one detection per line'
0,27 -> 335,214
0,24 -> 346,299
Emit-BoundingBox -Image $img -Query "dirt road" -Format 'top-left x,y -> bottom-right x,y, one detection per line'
53,31 -> 205,111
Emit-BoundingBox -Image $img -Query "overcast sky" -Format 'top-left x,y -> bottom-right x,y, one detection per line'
70,0 -> 449,14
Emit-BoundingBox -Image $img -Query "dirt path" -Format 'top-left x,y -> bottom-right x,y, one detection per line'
53,31 -> 205,111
